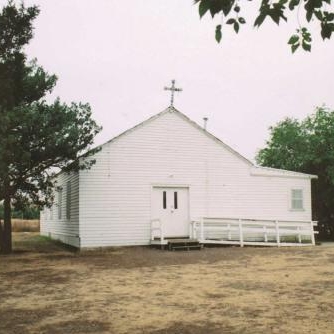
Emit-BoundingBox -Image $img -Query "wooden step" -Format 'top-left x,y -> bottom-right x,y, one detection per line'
170,245 -> 202,251
167,239 -> 202,251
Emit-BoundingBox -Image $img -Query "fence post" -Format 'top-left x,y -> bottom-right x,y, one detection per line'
200,217 -> 204,242
275,220 -> 280,247
297,226 -> 301,243
310,221 -> 315,245
239,219 -> 244,247
228,223 -> 231,240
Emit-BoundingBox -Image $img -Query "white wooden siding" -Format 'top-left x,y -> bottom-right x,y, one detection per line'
78,110 -> 313,248
40,171 -> 80,247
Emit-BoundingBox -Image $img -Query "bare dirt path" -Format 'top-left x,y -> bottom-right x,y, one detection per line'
1,233 -> 333,334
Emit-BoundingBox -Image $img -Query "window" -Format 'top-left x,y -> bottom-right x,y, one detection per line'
291,189 -> 303,210
163,191 -> 167,209
174,191 -> 178,209
66,181 -> 71,220
58,187 -> 63,219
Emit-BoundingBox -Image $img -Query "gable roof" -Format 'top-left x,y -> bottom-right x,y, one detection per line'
93,106 -> 317,179
99,106 -> 253,166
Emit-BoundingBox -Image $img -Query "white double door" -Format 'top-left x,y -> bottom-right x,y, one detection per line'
152,187 -> 189,237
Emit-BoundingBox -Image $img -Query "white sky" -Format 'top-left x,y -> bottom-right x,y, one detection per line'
7,0 -> 334,161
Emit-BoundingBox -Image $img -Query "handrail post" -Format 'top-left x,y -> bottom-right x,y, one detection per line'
189,221 -> 193,239
264,225 -> 268,243
311,221 -> 315,245
239,219 -> 244,247
275,220 -> 280,247
193,221 -> 197,239
200,217 -> 204,242
151,219 -> 155,241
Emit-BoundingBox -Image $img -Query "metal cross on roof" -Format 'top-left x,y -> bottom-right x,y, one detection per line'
164,79 -> 182,107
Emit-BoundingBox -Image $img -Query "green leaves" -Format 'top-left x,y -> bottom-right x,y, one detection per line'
195,0 -> 334,52
288,34 -> 300,53
254,13 -> 266,27
321,22 -> 334,39
221,0 -> 235,16
320,11 -> 334,39
288,28 -> 312,53
301,29 -> 312,51
196,0 -> 245,39
304,0 -> 323,22
198,0 -> 210,18
288,0 -> 300,10
196,0 -> 235,18
288,35 -> 299,44
254,0 -> 287,27
215,24 -> 222,42
234,21 -> 240,32
0,3 -> 40,60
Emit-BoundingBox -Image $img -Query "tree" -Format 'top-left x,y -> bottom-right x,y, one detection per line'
0,1 -> 101,253
195,0 -> 334,52
256,106 -> 334,239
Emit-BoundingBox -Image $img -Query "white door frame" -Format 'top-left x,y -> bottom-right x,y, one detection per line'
150,184 -> 190,238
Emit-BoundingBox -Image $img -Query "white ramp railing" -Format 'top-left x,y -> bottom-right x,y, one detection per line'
191,217 -> 318,247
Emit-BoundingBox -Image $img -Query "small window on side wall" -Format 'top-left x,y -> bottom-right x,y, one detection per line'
58,187 -> 63,219
291,189 -> 303,210
66,181 -> 71,220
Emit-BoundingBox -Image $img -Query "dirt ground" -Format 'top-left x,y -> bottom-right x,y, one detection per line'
0,233 -> 334,334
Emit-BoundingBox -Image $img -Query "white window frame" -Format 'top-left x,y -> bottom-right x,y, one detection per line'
290,189 -> 304,211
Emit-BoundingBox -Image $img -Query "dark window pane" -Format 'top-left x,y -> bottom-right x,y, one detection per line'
174,191 -> 178,209
163,191 -> 166,209
66,181 -> 71,220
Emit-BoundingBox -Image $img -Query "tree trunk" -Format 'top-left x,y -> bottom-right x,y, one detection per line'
2,180 -> 12,254
0,219 -> 3,253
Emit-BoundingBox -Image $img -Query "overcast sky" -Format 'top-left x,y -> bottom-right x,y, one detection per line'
7,0 -> 334,161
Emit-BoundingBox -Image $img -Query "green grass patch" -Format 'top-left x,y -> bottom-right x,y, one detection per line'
280,235 -> 312,243
12,232 -> 77,253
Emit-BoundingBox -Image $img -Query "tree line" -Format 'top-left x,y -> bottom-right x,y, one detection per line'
0,203 -> 39,220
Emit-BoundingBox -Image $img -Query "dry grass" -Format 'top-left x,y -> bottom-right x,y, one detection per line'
11,219 -> 40,232
1,232 -> 334,334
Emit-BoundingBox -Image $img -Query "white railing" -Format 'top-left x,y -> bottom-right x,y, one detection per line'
191,217 -> 318,247
151,218 -> 164,244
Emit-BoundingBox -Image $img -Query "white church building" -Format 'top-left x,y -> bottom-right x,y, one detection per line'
40,106 -> 317,249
